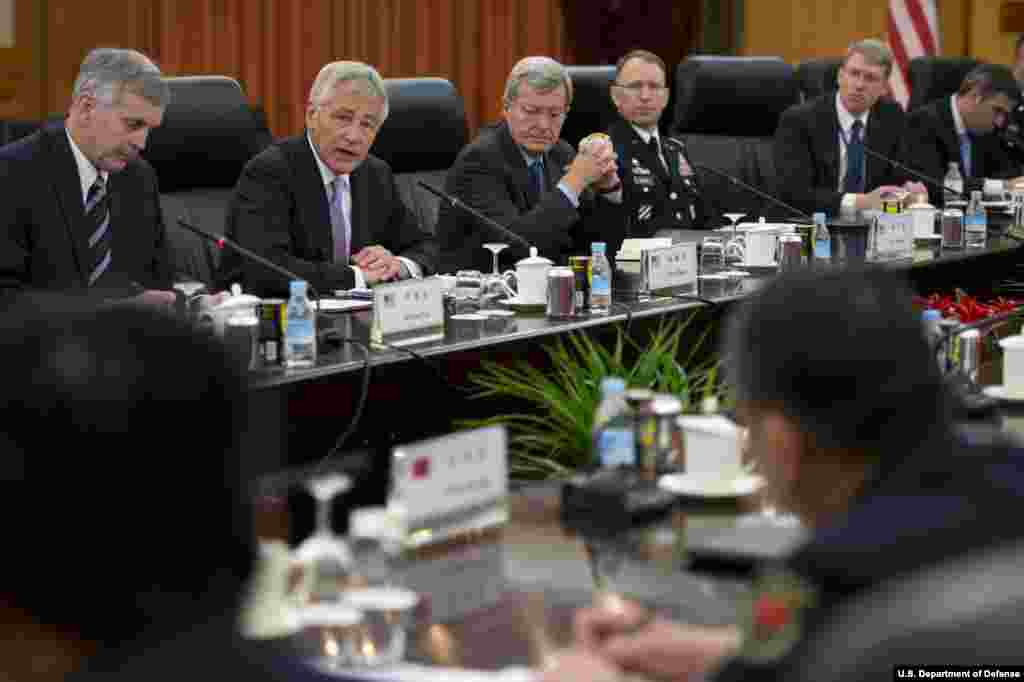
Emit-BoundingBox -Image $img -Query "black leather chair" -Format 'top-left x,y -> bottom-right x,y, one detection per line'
908,56 -> 981,112
671,56 -> 799,220
371,77 -> 467,236
560,65 -> 618,148
143,75 -> 273,285
789,538 -> 1024,679
795,58 -> 842,101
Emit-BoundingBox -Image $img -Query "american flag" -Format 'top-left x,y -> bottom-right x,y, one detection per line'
887,0 -> 941,109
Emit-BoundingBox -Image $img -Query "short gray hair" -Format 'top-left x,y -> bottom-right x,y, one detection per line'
843,38 -> 894,78
308,61 -> 389,121
503,56 -> 573,108
72,48 -> 170,109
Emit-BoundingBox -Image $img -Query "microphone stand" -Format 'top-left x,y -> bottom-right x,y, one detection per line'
177,218 -> 323,311
689,162 -> 814,223
417,181 -> 533,250
861,145 -> 966,201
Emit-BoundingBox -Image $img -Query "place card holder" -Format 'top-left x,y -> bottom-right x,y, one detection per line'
868,212 -> 914,262
641,242 -> 698,296
370,277 -> 444,349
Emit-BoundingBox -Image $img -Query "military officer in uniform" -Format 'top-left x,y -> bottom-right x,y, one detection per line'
539,268 -> 1024,681
607,49 -> 717,248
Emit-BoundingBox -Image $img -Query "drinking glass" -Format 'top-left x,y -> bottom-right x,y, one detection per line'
723,213 -> 748,268
294,474 -> 354,603
480,243 -> 515,306
699,236 -> 725,276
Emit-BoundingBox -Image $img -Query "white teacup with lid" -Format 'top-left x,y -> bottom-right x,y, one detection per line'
514,247 -> 552,304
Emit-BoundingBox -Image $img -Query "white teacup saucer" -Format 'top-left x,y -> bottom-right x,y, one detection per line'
499,297 -> 546,313
982,385 -> 1024,402
658,472 -> 764,499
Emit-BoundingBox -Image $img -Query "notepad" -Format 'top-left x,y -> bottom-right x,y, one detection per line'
316,297 -> 372,313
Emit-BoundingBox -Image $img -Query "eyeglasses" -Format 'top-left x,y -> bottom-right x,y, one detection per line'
512,102 -> 568,124
612,81 -> 669,96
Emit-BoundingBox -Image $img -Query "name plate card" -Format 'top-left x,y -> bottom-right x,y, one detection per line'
870,212 -> 914,262
390,426 -> 508,548
371,277 -> 444,348
642,242 -> 697,293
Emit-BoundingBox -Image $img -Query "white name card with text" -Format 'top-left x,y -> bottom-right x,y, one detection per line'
643,242 -> 697,293
371,277 -> 444,348
870,213 -> 914,262
390,426 -> 508,547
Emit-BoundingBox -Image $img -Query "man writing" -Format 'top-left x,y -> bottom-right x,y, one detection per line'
774,39 -> 925,218
223,61 -> 436,296
0,48 -> 177,306
437,56 -> 622,273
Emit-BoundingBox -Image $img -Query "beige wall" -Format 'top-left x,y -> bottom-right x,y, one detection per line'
740,0 -> 1018,67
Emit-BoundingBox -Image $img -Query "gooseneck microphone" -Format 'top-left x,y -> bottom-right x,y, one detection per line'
417,181 -> 533,250
861,145 -> 966,201
176,218 -> 322,309
689,162 -> 815,223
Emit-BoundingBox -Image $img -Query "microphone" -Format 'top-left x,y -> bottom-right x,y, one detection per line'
176,218 -> 322,309
417,181 -> 532,250
689,162 -> 814,223
861,144 -> 966,201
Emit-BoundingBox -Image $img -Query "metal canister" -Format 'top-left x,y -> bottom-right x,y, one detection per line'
952,328 -> 981,382
941,209 -> 964,248
569,256 -> 591,314
794,224 -> 813,263
225,308 -> 260,371
258,299 -> 286,366
651,394 -> 684,474
624,388 -> 656,478
546,267 -> 576,319
778,234 -> 803,271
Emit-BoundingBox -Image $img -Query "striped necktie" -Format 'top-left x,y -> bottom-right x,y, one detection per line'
85,176 -> 112,286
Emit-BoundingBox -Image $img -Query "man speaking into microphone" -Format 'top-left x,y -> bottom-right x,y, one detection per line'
437,56 -> 624,273
774,39 -> 925,219
606,49 -> 717,240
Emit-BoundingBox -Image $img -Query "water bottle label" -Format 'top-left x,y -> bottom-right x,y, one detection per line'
591,274 -> 610,296
287,318 -> 314,339
598,428 -> 635,467
814,241 -> 831,259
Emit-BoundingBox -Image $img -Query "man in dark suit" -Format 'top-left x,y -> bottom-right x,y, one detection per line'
905,63 -> 1024,206
437,56 -> 623,274
0,48 -> 176,305
774,39 -> 924,218
607,49 -> 716,241
222,61 -> 435,297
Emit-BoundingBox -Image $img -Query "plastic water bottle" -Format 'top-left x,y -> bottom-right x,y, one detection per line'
813,212 -> 830,264
921,309 -> 946,373
944,162 -> 963,207
593,377 -> 635,468
965,190 -> 987,247
590,242 -> 612,315
284,280 -> 317,368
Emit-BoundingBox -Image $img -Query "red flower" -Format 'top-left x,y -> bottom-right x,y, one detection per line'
754,596 -> 790,632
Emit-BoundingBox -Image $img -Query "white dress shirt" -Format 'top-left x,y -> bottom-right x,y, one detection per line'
307,135 -> 420,289
66,129 -> 108,206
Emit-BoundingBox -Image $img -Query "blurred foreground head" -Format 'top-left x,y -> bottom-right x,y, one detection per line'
724,269 -> 952,523
0,296 -> 253,675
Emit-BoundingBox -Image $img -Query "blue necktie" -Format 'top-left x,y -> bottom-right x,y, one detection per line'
959,133 -> 973,178
528,159 -> 545,206
844,119 -> 865,194
85,176 -> 112,286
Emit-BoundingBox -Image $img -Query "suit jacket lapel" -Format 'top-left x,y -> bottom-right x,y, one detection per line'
819,97 -> 841,190
498,122 -> 532,210
939,99 -> 966,176
287,134 -> 335,259
349,163 -> 370,252
44,127 -> 93,286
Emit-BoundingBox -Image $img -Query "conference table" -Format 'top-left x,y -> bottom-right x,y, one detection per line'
241,231 -> 1024,481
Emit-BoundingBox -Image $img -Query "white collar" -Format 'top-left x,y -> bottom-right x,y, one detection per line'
631,124 -> 660,145
307,133 -> 350,189
835,92 -> 870,134
950,93 -> 968,138
65,128 -> 107,202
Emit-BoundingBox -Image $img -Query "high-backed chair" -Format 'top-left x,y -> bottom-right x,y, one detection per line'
671,56 -> 799,220
143,76 -> 273,285
789,538 -> 1024,679
370,77 -> 467,236
908,56 -> 981,112
795,58 -> 842,102
560,65 -> 618,148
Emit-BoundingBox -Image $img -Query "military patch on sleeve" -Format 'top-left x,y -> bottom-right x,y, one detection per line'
735,568 -> 817,664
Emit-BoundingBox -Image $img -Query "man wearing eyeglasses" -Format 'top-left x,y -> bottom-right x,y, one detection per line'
904,63 -> 1024,206
607,49 -> 714,239
774,39 -> 923,218
437,56 -> 623,273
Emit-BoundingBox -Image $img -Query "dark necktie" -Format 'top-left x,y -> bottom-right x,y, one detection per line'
648,136 -> 667,173
844,119 -> 865,194
959,133 -> 973,178
85,176 -> 112,286
528,158 -> 545,206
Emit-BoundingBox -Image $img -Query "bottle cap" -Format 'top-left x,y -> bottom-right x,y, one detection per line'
290,280 -> 308,295
922,309 -> 941,321
601,377 -> 626,394
591,242 -> 607,255
813,212 -> 826,224
349,506 -> 400,540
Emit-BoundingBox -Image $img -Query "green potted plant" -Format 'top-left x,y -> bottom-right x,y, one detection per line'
457,312 -> 729,479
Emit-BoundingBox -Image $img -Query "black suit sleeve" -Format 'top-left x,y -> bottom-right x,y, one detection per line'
140,165 -> 175,291
903,108 -> 953,206
224,149 -> 356,295
774,107 -> 844,218
0,158 -> 33,297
